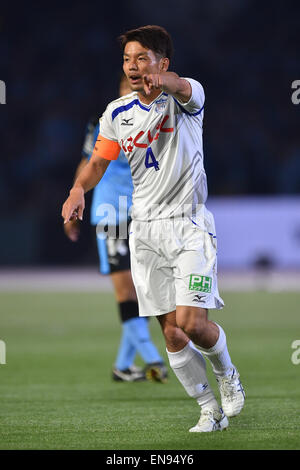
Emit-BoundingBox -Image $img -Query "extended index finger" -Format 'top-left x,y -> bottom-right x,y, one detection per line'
143,75 -> 152,95
62,201 -> 76,224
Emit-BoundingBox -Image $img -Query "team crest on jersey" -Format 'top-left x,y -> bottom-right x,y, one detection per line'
155,98 -> 167,113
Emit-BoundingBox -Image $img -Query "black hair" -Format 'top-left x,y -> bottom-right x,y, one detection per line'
118,25 -> 173,62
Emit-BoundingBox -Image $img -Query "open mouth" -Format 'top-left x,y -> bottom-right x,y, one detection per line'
129,75 -> 141,84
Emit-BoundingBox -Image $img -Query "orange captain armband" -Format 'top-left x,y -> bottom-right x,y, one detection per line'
91,134 -> 121,161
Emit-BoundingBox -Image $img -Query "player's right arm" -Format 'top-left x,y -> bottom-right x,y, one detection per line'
61,135 -> 121,224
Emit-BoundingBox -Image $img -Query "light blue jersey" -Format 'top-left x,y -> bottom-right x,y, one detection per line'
82,117 -> 133,226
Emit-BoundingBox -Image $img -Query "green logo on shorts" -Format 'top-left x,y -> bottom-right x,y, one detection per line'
189,275 -> 212,293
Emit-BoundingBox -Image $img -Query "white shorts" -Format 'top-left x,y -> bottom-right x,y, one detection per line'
129,211 -> 224,317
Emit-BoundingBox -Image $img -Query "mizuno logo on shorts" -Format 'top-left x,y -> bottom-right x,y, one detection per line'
189,275 -> 212,293
192,294 -> 205,303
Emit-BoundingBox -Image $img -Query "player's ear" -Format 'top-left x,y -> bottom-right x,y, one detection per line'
159,57 -> 169,72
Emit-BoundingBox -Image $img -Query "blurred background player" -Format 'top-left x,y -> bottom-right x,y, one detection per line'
64,73 -> 167,383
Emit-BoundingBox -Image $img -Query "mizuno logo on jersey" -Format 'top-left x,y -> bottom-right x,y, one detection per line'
121,118 -> 133,126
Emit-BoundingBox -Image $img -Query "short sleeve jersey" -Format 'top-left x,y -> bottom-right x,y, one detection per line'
99,78 -> 208,221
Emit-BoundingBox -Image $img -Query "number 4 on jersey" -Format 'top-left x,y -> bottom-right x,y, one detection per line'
145,147 -> 159,171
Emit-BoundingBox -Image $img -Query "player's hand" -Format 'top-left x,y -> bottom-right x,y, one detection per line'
64,219 -> 80,242
61,187 -> 85,224
143,73 -> 164,96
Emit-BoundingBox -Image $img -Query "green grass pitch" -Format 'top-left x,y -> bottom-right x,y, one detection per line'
0,291 -> 299,450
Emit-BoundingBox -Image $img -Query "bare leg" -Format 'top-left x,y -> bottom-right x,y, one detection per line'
110,270 -> 137,303
157,311 -> 219,408
176,305 -> 234,378
176,305 -> 219,349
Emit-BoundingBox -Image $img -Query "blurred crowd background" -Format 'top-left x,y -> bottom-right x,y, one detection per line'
0,0 -> 299,266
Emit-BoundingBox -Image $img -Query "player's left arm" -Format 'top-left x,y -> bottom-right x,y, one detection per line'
143,72 -> 192,103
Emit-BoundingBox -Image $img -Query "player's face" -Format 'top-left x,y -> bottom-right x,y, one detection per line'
123,41 -> 163,92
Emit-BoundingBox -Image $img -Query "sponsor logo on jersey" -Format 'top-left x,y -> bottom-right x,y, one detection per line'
121,118 -> 134,126
120,114 -> 173,153
189,275 -> 212,293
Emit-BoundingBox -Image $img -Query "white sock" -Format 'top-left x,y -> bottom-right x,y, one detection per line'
167,341 -> 219,409
198,323 -> 233,377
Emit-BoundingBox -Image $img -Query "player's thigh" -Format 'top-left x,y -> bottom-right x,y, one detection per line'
106,233 -> 136,302
175,225 -> 224,311
97,225 -> 136,302
110,270 -> 137,302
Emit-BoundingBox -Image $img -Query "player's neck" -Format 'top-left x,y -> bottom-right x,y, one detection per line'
137,89 -> 162,105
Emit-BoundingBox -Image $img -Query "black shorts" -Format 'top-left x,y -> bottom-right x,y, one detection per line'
96,221 -> 131,274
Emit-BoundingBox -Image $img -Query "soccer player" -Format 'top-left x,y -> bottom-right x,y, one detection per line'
64,74 -> 168,383
62,25 -> 245,432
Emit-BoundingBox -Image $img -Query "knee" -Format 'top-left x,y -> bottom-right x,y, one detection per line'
115,286 -> 137,303
176,309 -> 208,341
160,321 -> 177,343
161,322 -> 187,350
111,271 -> 137,303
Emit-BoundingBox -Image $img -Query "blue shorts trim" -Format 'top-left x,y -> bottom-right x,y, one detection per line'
96,237 -> 110,274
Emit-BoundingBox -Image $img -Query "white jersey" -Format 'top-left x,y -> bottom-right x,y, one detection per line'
99,78 -> 208,222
